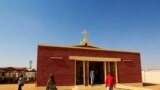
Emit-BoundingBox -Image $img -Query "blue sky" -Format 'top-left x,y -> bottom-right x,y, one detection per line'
0,0 -> 160,69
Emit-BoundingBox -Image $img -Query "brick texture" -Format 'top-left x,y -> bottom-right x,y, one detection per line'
37,46 -> 142,86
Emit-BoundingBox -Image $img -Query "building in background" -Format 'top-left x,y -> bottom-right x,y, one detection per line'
37,30 -> 142,89
0,67 -> 36,83
142,69 -> 160,84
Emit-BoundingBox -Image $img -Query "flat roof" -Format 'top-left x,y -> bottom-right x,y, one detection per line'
38,44 -> 140,54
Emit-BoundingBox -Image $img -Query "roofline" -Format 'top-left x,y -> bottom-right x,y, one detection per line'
38,44 -> 140,53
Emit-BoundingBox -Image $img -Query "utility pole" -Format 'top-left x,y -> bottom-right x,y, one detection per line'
29,60 -> 32,69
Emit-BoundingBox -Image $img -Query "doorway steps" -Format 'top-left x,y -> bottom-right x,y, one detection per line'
72,85 -> 106,90
71,84 -> 152,90
115,84 -> 152,90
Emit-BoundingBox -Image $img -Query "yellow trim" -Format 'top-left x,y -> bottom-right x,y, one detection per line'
69,56 -> 121,62
38,44 -> 140,53
104,62 -> 106,81
115,62 -> 118,83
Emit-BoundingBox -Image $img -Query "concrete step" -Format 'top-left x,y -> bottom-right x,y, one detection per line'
116,84 -> 152,90
56,84 -> 151,90
72,85 -> 106,90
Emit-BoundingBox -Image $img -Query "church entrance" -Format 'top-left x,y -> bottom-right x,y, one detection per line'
89,61 -> 104,84
76,61 -> 84,85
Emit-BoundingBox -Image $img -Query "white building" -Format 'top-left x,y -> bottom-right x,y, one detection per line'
142,69 -> 160,84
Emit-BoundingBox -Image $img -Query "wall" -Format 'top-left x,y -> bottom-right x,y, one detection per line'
37,46 -> 75,86
142,69 -> 160,84
117,53 -> 142,83
37,45 -> 142,86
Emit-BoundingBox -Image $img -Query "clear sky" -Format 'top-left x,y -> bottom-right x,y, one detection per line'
0,0 -> 160,69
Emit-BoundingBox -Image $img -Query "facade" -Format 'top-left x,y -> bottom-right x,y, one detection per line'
37,30 -> 142,88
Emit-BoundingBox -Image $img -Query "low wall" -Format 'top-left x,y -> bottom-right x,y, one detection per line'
142,69 -> 160,84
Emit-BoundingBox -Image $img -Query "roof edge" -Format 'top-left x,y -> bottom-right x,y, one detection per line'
38,44 -> 140,53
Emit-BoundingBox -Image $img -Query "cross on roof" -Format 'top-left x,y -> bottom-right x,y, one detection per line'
82,28 -> 89,39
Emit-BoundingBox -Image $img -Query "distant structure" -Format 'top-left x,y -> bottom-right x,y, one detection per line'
37,29 -> 142,89
0,67 -> 36,83
29,60 -> 32,69
142,69 -> 160,84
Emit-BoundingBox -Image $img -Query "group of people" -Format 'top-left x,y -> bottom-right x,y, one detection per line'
17,74 -> 57,90
46,71 -> 115,90
90,70 -> 115,90
46,72 -> 115,90
18,71 -> 114,90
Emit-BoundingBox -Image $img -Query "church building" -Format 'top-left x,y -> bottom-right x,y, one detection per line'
37,30 -> 142,89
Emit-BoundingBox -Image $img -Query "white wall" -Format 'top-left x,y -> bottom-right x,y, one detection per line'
142,69 -> 160,84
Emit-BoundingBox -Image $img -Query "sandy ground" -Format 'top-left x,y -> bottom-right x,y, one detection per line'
0,83 -> 160,90
144,84 -> 160,90
0,83 -> 37,90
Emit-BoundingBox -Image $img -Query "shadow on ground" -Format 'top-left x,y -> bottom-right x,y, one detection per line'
143,83 -> 158,86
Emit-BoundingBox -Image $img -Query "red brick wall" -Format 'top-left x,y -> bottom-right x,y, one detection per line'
84,61 -> 88,86
37,46 -> 75,86
37,46 -> 142,86
117,53 -> 142,83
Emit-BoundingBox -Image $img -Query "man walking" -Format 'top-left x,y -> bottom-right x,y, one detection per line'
105,72 -> 115,90
90,69 -> 95,86
18,75 -> 25,90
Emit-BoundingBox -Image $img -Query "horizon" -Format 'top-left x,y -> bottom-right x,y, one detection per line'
0,0 -> 160,69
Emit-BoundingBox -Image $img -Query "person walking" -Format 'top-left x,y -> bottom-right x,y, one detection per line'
90,69 -> 95,86
18,75 -> 25,90
46,74 -> 57,90
105,72 -> 115,90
